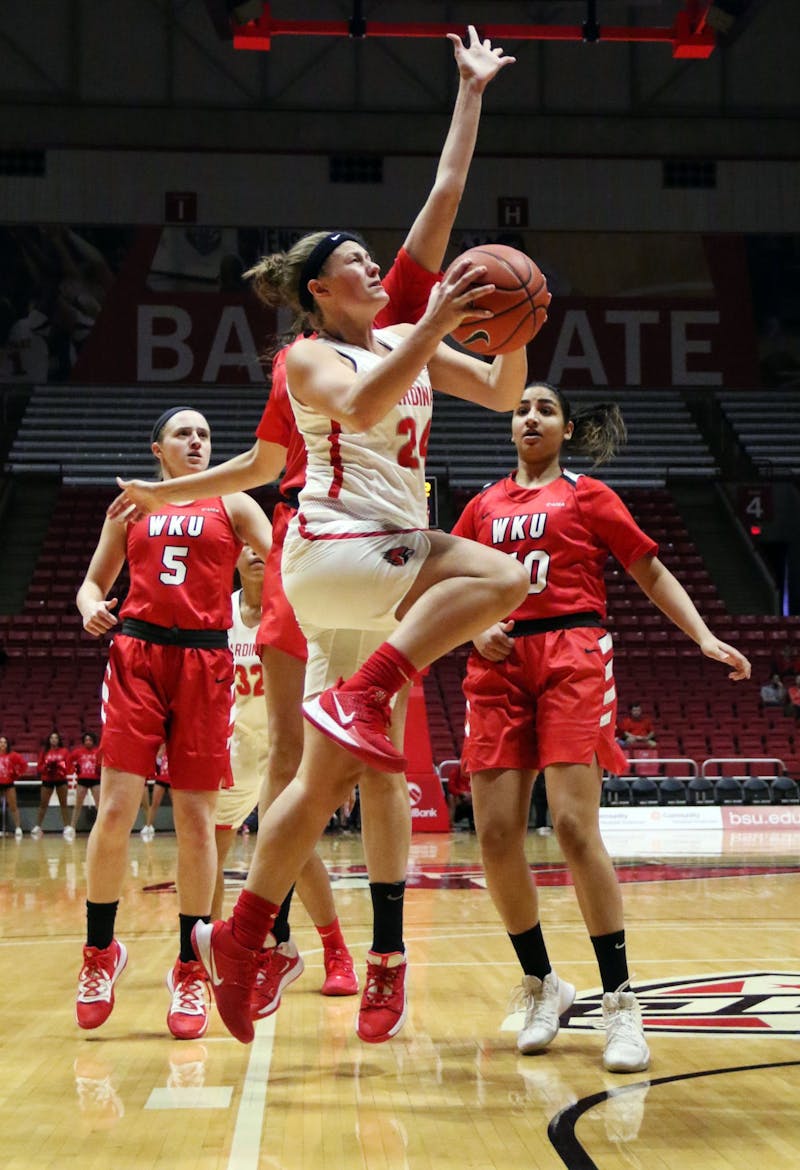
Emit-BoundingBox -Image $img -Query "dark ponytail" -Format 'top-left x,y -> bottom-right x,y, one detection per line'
540,383 -> 627,467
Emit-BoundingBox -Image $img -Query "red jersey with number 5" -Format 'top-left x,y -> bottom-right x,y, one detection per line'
121,499 -> 242,629
452,470 -> 657,622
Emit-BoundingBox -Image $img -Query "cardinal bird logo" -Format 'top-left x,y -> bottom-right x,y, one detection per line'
384,546 -> 415,566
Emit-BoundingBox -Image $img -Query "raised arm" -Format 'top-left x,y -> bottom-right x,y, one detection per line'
403,26 -> 515,272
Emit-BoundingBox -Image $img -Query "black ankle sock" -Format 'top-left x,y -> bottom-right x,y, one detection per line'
272,887 -> 295,946
179,913 -> 209,963
509,922 -> 551,980
86,900 -> 119,951
590,929 -> 629,992
369,881 -> 405,954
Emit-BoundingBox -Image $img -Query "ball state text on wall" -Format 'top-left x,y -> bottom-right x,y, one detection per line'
135,303 -> 727,387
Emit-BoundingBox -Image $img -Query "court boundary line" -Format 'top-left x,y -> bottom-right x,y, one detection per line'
548,1059 -> 800,1170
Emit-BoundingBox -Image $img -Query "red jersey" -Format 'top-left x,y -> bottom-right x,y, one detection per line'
452,471 -> 657,623
38,746 -> 70,781
122,498 -> 242,629
70,746 -> 102,781
0,751 -> 27,784
619,715 -> 654,738
255,246 -> 440,497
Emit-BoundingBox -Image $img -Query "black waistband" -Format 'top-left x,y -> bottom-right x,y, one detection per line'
120,617 -> 230,649
510,611 -> 603,637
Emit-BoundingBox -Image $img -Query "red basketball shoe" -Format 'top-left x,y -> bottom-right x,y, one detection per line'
191,920 -> 257,1044
303,682 -> 406,774
166,958 -> 210,1040
250,940 -> 304,1021
76,939 -> 127,1030
321,946 -> 358,997
356,951 -> 408,1043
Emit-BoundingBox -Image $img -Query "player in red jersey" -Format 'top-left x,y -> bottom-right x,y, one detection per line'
452,381 -> 752,1073
66,730 -> 102,841
109,27 -> 516,1028
32,729 -> 71,839
0,735 -> 27,838
74,406 -> 271,1040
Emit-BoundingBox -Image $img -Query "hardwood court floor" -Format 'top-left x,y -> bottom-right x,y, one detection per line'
1,827 -> 798,1170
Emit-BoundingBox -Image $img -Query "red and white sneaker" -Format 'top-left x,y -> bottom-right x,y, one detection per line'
191,920 -> 257,1044
321,946 -> 358,996
303,682 -> 407,774
356,950 -> 408,1043
166,958 -> 211,1040
251,940 -> 304,1020
76,939 -> 128,1030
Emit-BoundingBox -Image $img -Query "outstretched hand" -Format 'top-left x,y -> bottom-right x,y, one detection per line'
699,636 -> 752,682
448,24 -> 516,92
107,477 -> 161,524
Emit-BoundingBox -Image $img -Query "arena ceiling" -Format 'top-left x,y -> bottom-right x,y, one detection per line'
0,1 -> 794,157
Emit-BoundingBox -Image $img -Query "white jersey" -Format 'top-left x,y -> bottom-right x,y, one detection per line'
288,328 -> 432,534
218,589 -> 268,830
228,590 -> 264,736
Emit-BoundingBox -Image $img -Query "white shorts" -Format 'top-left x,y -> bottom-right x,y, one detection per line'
215,724 -> 268,830
282,525 -> 431,633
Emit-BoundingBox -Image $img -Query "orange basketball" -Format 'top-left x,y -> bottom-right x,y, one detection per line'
448,244 -> 551,356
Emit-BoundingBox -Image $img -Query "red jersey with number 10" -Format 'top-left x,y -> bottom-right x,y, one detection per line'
121,499 -> 242,629
453,470 -> 657,622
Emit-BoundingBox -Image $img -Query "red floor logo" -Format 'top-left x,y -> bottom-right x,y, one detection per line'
565,973 -> 800,1036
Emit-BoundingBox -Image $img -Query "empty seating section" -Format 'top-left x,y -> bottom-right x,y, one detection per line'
0,486 -> 111,755
427,388 -> 716,491
717,390 -> 800,475
7,384 -> 267,483
427,486 -> 800,802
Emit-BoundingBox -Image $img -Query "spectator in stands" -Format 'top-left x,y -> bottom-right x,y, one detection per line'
445,760 -> 474,830
74,405 -> 271,1043
32,729 -> 71,839
618,703 -> 657,748
0,734 -> 26,838
787,674 -> 800,719
452,381 -> 752,1074
760,672 -> 788,708
67,731 -> 102,841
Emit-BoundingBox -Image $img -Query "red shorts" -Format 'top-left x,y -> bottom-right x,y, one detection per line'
100,635 -> 234,791
256,502 -> 307,662
461,627 -> 628,776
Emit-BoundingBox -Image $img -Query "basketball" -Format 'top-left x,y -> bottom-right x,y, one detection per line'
448,244 -> 551,356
